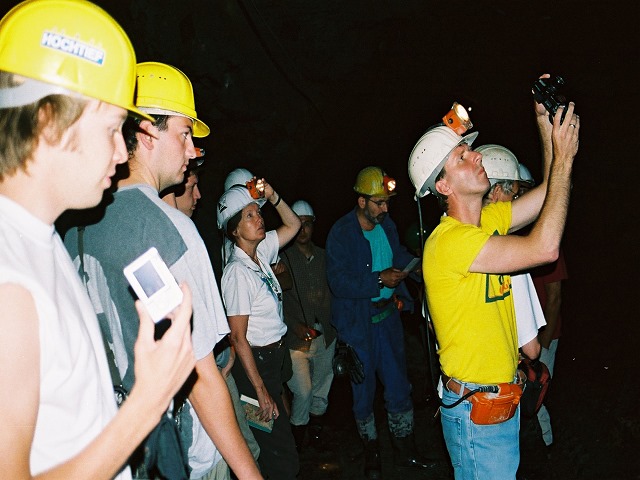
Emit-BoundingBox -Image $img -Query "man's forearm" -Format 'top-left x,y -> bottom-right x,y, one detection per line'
536,115 -> 553,184
189,353 -> 262,479
530,155 -> 573,260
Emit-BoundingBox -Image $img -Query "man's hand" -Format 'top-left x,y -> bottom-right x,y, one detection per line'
292,322 -> 312,341
533,73 -> 552,118
131,282 -> 195,418
380,267 -> 408,288
552,102 -> 580,162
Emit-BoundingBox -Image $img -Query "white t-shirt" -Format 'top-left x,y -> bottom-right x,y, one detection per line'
0,195 -> 130,479
222,234 -> 280,268
512,273 -> 546,347
221,231 -> 287,346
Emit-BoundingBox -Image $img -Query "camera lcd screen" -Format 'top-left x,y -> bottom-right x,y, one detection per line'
133,260 -> 166,298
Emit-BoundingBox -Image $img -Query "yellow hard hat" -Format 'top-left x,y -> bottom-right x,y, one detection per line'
354,166 -> 397,198
0,0 -> 151,120
135,62 -> 210,138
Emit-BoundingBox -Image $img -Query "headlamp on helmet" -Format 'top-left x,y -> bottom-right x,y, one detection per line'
442,102 -> 473,135
408,102 -> 478,198
354,166 -> 397,198
383,175 -> 396,195
246,177 -> 265,199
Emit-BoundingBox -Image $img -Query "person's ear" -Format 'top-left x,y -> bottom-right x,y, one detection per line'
357,196 -> 367,209
435,178 -> 451,196
138,120 -> 157,149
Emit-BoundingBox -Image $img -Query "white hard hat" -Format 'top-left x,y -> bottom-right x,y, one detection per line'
224,168 -> 254,192
291,200 -> 315,220
216,185 -> 266,230
518,162 -> 535,186
476,144 -> 520,186
408,125 -> 479,198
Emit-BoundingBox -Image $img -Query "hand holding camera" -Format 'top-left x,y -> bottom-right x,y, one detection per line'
532,74 -> 569,124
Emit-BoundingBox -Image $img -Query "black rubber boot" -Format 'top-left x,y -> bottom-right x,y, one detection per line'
291,423 -> 307,453
391,433 -> 437,469
363,436 -> 382,479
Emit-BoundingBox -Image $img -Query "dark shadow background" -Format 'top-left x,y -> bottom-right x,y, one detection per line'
3,0 -> 636,477
81,0 -> 635,373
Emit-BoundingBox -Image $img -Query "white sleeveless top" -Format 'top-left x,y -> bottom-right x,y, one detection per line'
0,195 -> 130,479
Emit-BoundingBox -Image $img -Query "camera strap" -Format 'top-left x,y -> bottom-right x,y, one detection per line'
282,250 -> 310,327
76,227 -> 127,402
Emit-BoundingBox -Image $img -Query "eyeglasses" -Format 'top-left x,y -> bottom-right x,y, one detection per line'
367,198 -> 391,208
501,185 -> 520,201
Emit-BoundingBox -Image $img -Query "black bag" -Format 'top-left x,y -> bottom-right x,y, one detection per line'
143,411 -> 191,480
518,357 -> 551,417
333,342 -> 365,384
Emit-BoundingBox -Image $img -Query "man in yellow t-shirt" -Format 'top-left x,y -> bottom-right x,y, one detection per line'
408,85 -> 580,479
425,202 -> 519,385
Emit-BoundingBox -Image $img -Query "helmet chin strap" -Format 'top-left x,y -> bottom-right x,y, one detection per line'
0,77 -> 73,108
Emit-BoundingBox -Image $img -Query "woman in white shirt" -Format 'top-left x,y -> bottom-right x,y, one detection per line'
218,181 -> 301,480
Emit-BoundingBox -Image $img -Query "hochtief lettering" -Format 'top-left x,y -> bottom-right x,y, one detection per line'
41,31 -> 105,65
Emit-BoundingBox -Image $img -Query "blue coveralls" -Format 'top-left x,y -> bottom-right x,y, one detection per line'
326,208 -> 416,436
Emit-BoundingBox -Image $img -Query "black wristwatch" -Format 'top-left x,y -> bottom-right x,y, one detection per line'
377,273 -> 384,289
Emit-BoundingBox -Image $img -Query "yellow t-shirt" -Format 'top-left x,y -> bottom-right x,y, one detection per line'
423,202 -> 518,384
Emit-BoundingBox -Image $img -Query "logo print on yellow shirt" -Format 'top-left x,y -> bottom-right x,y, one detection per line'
484,273 -> 511,303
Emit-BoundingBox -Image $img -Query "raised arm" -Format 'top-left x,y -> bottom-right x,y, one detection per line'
510,76 -> 555,232
1,283 -> 195,480
471,102 -> 579,274
261,179 -> 301,248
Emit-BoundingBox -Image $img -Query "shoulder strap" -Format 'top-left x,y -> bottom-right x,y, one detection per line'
282,250 -> 309,326
77,226 -> 125,389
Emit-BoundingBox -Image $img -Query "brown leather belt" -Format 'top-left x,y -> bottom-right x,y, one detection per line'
442,375 -> 474,396
442,373 -> 525,396
372,295 -> 395,309
252,338 -> 284,350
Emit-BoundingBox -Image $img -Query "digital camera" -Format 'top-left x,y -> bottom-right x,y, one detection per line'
532,75 -> 568,123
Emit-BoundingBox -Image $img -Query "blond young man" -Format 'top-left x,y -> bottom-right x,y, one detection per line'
0,2 -> 195,478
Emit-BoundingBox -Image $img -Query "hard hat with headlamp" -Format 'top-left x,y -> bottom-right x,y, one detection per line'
292,200 -> 315,220
476,144 -> 520,187
0,0 -> 151,121
135,61 -> 210,138
408,126 -> 479,198
224,168 -> 255,192
354,166 -> 397,198
216,184 -> 267,230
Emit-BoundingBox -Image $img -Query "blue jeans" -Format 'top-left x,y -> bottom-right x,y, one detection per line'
441,385 -> 520,480
287,338 -> 336,426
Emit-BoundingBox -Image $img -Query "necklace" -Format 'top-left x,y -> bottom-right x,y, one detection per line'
252,257 -> 282,302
